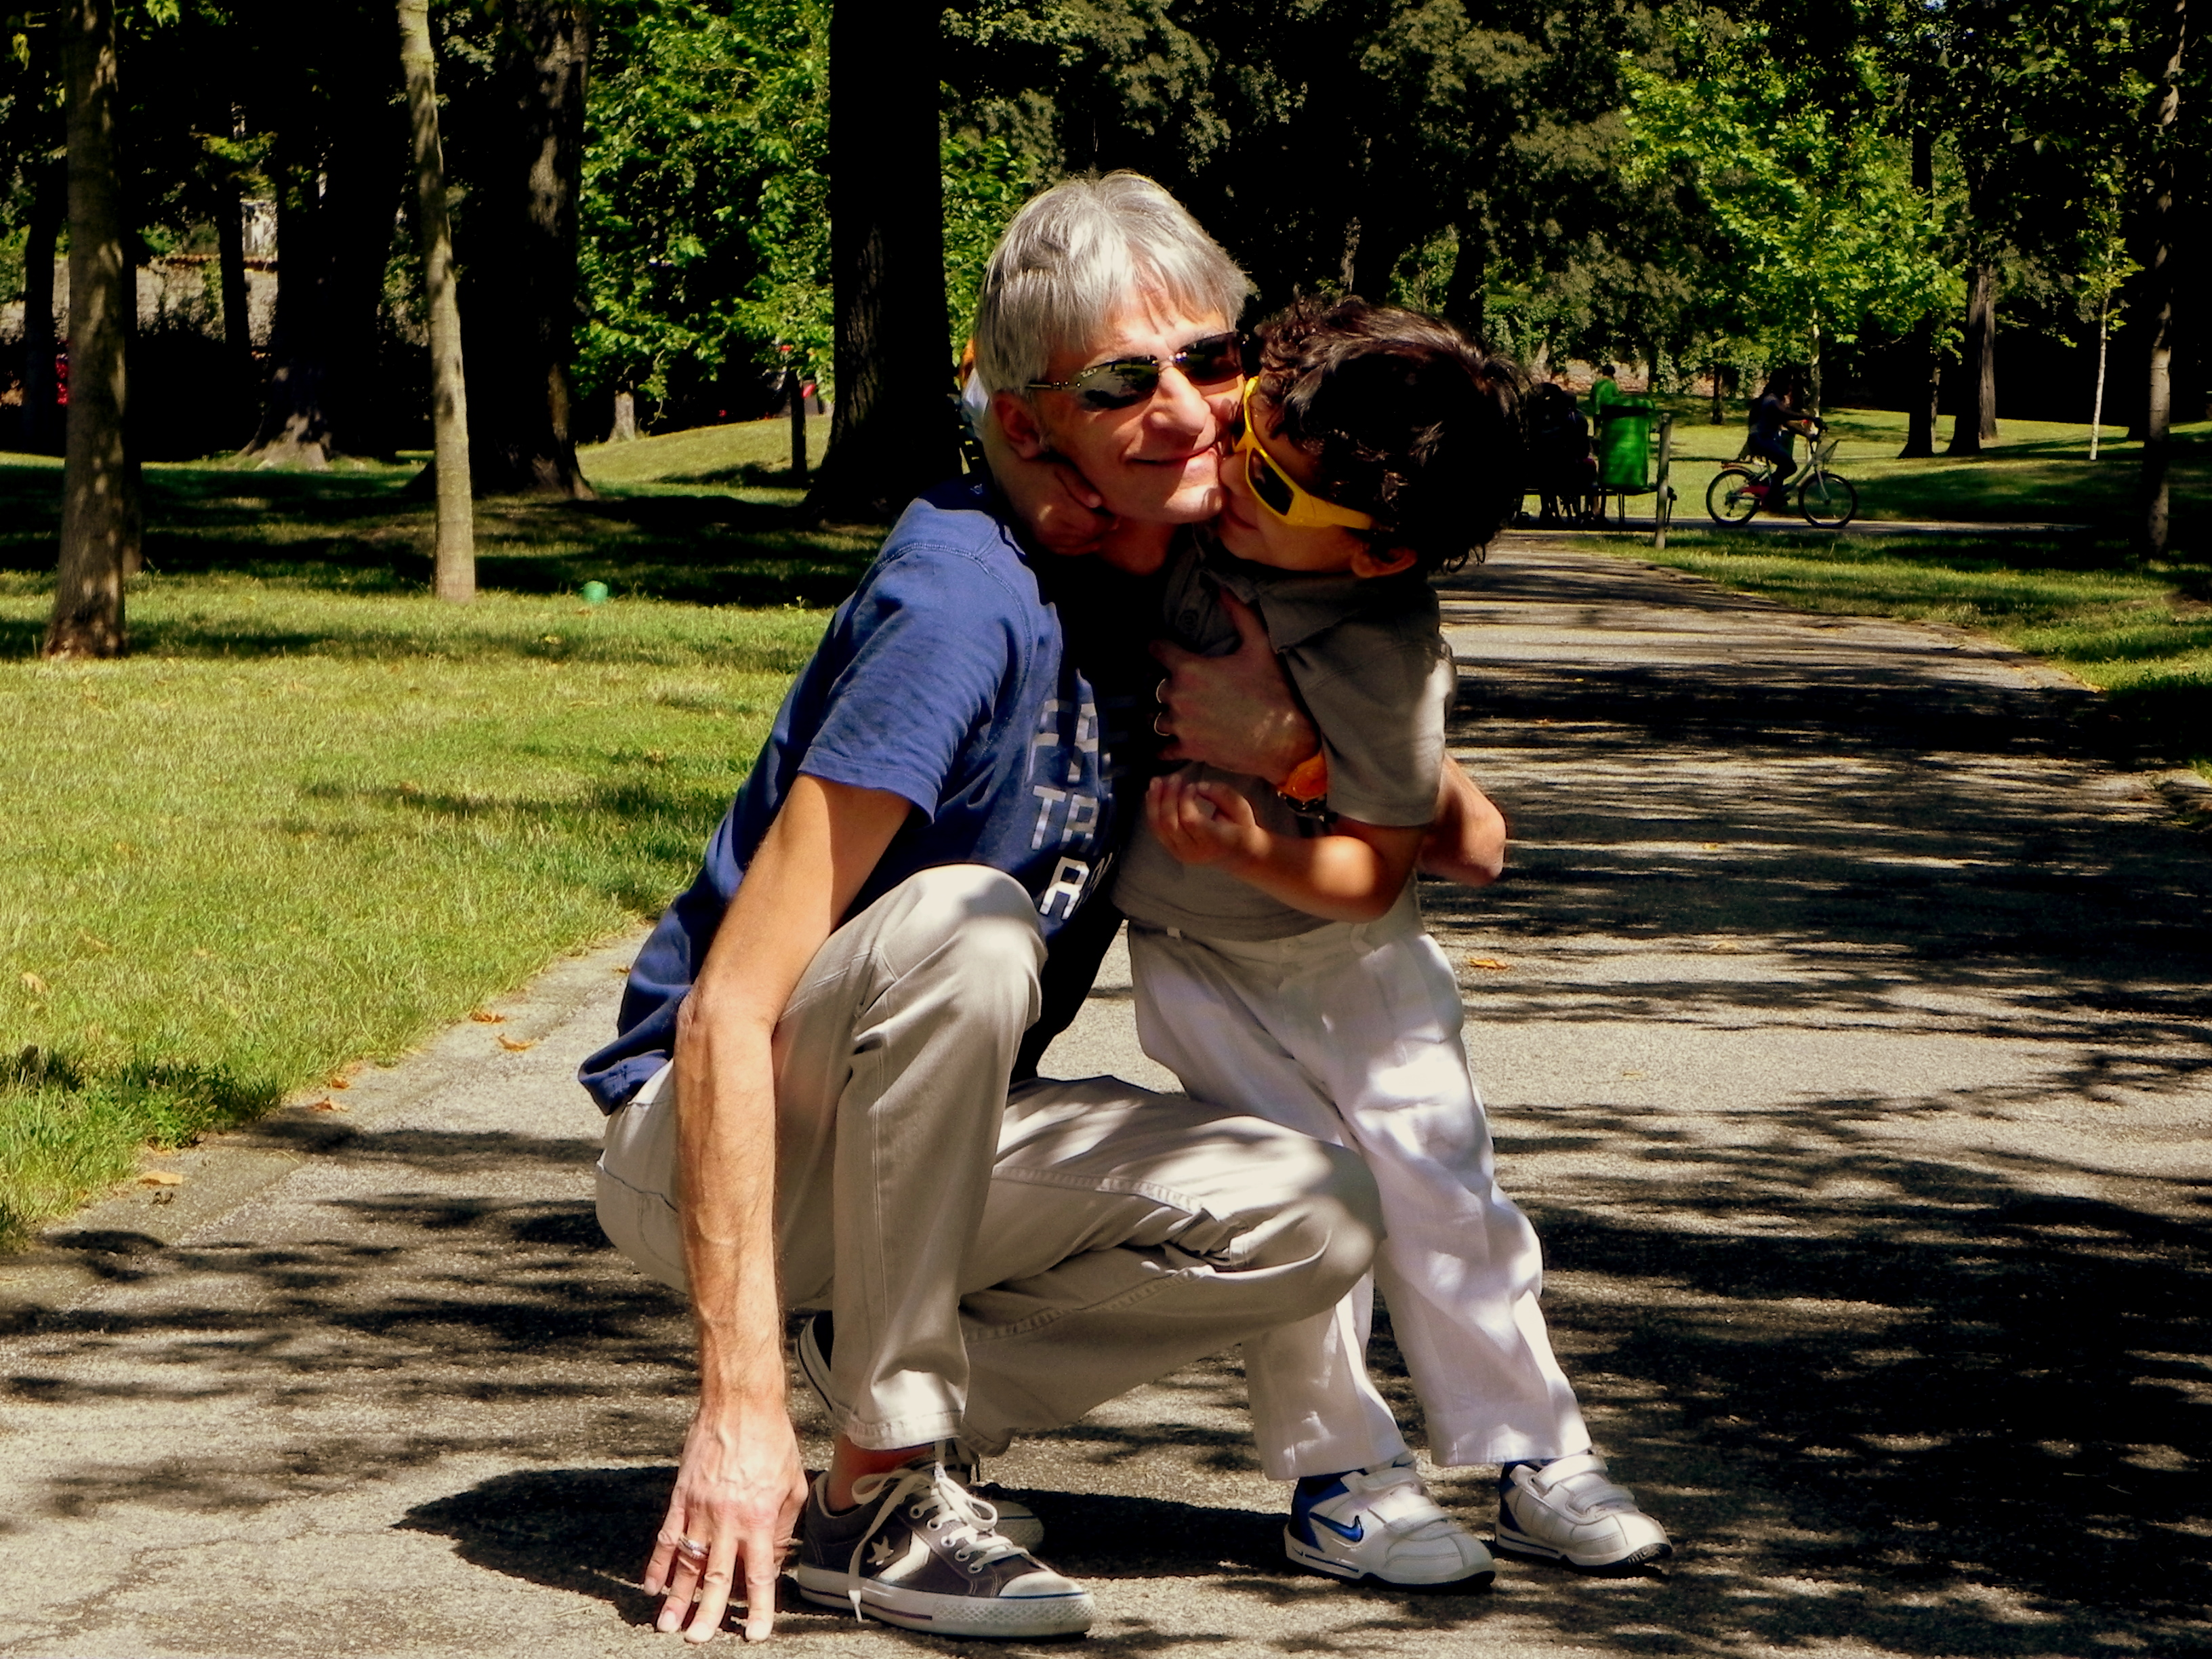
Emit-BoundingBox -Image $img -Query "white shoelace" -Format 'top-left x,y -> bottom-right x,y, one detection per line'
840,1460 -> 1025,1621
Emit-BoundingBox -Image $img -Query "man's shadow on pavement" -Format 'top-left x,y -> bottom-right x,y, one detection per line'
396,1465 -> 1301,1632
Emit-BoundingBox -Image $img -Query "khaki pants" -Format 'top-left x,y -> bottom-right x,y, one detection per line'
596,865 -> 1383,1454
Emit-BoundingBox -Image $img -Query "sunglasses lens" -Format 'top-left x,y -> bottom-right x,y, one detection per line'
1248,450 -> 1297,517
1074,362 -> 1159,409
1177,333 -> 1244,384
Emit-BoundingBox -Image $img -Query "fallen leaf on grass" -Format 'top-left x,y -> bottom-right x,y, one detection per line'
613,964 -> 631,975
20,972 -> 49,996
308,1098 -> 347,1113
138,1170 -> 184,1187
192,947 -> 213,960
470,1009 -> 508,1024
497,1035 -> 537,1052
79,933 -> 111,953
327,1074 -> 351,1089
1465,956 -> 1511,972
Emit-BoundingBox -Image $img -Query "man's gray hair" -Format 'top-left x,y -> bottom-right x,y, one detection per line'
972,171 -> 1252,395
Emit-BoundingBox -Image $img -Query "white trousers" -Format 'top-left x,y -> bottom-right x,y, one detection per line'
596,865 -> 1384,1454
1130,895 -> 1589,1477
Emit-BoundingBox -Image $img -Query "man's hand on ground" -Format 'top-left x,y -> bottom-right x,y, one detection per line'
644,1397 -> 810,1643
1152,590 -> 1316,787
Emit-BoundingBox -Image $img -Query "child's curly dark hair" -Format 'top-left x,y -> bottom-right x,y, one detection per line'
1253,297 -> 1524,574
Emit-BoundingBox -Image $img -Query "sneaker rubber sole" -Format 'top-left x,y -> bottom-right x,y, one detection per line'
1284,1526 -> 1496,1590
792,1564 -> 1095,1636
1492,1521 -> 1673,1573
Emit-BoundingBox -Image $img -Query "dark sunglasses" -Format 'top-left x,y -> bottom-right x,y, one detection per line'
1026,331 -> 1246,410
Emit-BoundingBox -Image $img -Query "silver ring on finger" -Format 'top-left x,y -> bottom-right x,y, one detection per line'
674,1536 -> 710,1567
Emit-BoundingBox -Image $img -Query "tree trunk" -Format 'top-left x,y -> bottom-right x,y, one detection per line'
1443,218 -> 1486,345
609,390 -> 638,441
1709,362 -> 1725,424
249,147 -> 333,467
462,0 -> 594,497
2091,291 -> 2112,462
1349,219 -> 1409,307
1900,122 -> 1940,458
786,368 -> 807,478
216,169 -> 254,432
320,78 -> 404,459
400,0 -> 474,600
44,0 -> 137,659
245,29 -> 398,469
1947,258 -> 2000,455
22,165 -> 64,455
804,1 -> 952,521
2138,0 -> 2188,556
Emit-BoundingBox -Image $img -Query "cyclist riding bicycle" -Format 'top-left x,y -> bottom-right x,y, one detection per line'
1746,372 -> 1819,499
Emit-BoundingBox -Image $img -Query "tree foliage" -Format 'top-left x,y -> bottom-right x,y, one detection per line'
1622,5 -> 1960,385
1,0 -> 2209,462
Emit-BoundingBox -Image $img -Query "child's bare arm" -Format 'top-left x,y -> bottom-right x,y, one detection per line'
1145,771 -> 1421,924
979,404 -> 1115,557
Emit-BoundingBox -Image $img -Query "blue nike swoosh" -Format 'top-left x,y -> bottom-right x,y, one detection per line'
1307,1512 -> 1364,1543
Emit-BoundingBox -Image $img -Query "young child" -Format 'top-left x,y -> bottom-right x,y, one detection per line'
1113,298 -> 1672,1587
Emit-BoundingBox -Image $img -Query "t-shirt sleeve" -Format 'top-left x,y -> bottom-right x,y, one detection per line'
798,546 -> 1023,819
1289,613 -> 1454,828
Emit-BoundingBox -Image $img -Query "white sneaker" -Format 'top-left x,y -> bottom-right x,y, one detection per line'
1496,1452 -> 1673,1570
795,1311 -> 1045,1549
1284,1454 -> 1496,1588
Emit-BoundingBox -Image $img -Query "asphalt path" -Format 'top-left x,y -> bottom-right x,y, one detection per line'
3,537 -> 2207,1658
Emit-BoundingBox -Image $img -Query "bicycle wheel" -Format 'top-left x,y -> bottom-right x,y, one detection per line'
1797,470 -> 1858,528
1706,467 -> 1762,526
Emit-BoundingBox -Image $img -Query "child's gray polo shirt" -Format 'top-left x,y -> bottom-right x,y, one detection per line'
1113,537 -> 1456,942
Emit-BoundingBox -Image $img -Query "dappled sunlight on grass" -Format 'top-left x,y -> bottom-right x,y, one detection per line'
1,435 -> 878,1244
0,602 -> 823,1240
575,412 -> 831,487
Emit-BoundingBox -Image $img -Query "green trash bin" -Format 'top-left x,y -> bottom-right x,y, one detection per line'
1589,376 -> 1656,493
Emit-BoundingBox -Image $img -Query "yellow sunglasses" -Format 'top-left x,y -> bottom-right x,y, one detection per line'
1235,378 -> 1376,531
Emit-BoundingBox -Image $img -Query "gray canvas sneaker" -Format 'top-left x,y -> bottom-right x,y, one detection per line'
790,1454 -> 1095,1638
795,1311 -> 1045,1547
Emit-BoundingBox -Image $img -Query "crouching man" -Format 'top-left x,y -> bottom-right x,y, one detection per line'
580,171 -> 1393,1644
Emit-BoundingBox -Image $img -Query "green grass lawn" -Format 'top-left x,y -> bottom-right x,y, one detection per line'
1649,403 -> 2212,537
0,417 -> 867,1246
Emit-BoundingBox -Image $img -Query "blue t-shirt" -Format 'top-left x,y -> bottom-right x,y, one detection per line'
578,477 -> 1141,1112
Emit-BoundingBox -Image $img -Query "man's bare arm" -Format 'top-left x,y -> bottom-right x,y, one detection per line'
647,775 -> 912,1644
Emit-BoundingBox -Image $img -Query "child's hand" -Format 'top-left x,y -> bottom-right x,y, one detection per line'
981,414 -> 1115,556
1147,771 -> 1263,868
